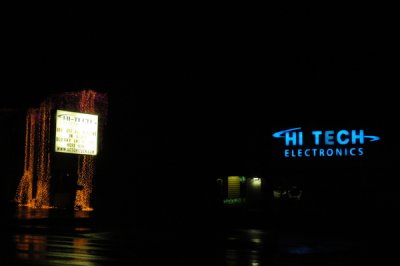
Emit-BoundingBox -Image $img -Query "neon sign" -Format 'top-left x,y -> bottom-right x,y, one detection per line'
272,127 -> 380,158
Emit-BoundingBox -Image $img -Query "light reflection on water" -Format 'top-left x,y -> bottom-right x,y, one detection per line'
14,207 -> 50,220
14,234 -> 47,262
8,207 -> 190,265
14,206 -> 93,220
8,207 -> 361,265
12,229 -> 133,266
12,207 -> 272,265
218,228 -> 274,266
217,228 -> 360,266
9,207 -> 120,265
13,233 -> 109,266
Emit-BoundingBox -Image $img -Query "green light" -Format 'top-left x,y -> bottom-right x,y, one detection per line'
223,198 -> 245,205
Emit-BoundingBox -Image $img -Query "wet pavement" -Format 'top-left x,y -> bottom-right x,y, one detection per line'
2,206 -> 390,265
217,228 -> 365,266
4,207 -> 213,265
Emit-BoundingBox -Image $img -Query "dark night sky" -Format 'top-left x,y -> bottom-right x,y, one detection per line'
2,4 -> 397,112
1,4 -> 399,220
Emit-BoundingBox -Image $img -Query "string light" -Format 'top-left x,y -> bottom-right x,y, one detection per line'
15,90 -> 108,211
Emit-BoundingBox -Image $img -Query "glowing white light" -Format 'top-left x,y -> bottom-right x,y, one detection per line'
251,177 -> 261,186
55,110 -> 98,155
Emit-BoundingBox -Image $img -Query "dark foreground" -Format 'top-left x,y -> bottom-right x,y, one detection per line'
2,206 -> 395,265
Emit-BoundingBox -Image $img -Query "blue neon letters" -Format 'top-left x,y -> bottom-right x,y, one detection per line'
272,127 -> 380,158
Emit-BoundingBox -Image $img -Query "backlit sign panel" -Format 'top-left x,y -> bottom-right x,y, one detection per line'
55,110 -> 98,155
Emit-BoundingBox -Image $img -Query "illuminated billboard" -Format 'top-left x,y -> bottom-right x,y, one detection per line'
55,110 -> 98,155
